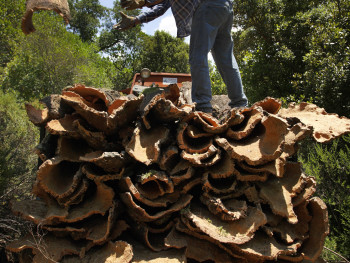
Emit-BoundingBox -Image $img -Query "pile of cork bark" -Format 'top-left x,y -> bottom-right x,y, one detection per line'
6,84 -> 350,262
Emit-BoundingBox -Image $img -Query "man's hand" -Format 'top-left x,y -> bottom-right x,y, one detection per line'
121,0 -> 146,10
113,12 -> 137,31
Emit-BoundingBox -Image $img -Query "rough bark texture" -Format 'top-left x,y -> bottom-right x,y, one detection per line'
22,0 -> 71,34
7,84 -> 350,262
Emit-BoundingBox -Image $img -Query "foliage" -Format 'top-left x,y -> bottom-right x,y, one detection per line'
0,0 -> 25,67
98,1 -> 144,89
233,0 -> 350,116
68,0 -> 108,42
0,90 -> 38,199
209,61 -> 226,95
1,12 -> 116,101
299,135 -> 350,259
140,31 -> 190,74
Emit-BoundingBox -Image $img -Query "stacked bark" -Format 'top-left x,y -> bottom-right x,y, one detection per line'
7,84 -> 350,262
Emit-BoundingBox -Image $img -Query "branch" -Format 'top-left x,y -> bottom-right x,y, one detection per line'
324,246 -> 350,263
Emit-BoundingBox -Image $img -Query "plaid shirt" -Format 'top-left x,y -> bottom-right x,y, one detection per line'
136,0 -> 201,38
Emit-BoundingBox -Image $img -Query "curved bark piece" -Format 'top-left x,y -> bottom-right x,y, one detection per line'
40,94 -> 74,120
216,114 -> 289,165
129,236 -> 186,263
174,220 -> 249,262
292,176 -> 317,206
299,197 -> 329,262
80,151 -> 129,173
226,107 -> 264,140
186,125 -> 212,138
169,160 -> 196,186
200,192 -> 247,221
221,108 -> 246,126
108,94 -> 144,130
142,96 -> 191,129
159,145 -> 180,172
165,227 -> 241,262
259,162 -> 305,224
180,177 -> 202,194
6,233 -> 85,262
64,85 -> 120,108
73,119 -> 113,150
64,182 -> 114,223
46,114 -> 81,138
61,94 -> 109,132
126,125 -> 169,166
202,172 -> 237,194
136,171 -> 174,200
237,161 -> 277,176
61,241 -> 133,263
271,201 -> 312,245
119,177 -> 180,208
293,201 -> 312,237
81,200 -> 119,245
175,218 -> 300,262
238,231 -> 302,261
37,158 -> 81,200
107,96 -> 127,114
22,0 -> 71,35
120,192 -> 192,222
20,180 -> 112,225
62,90 -> 97,109
108,220 -> 130,241
60,178 -> 90,208
207,151 -> 235,179
186,112 -> 230,134
277,254 -> 304,262
25,103 -> 49,126
181,144 -> 221,167
10,199 -> 67,225
233,164 -> 269,182
82,164 -> 124,182
244,186 -> 261,205
42,225 -> 87,240
275,123 -> 313,177
34,133 -> 58,162
56,137 -> 92,161
129,220 -> 174,252
278,102 -> 350,143
177,122 -> 213,154
182,201 -> 267,245
252,97 -> 282,114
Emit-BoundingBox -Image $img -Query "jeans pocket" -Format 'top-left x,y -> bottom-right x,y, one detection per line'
204,5 -> 229,28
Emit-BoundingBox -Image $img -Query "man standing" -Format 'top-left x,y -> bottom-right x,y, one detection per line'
114,0 -> 248,113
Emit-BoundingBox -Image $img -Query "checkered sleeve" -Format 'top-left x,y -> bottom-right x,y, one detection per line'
136,0 -> 171,24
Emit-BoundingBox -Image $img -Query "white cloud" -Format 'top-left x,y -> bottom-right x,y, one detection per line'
157,15 -> 177,37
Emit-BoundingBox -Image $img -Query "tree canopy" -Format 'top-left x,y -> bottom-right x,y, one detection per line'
233,0 -> 350,116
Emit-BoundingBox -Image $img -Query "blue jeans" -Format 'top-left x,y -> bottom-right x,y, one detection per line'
189,0 -> 248,109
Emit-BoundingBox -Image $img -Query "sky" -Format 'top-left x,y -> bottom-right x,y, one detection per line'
101,0 -> 212,59
102,0 -> 181,39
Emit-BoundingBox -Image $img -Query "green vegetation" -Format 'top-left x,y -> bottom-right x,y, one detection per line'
233,0 -> 350,117
1,12 -> 116,101
0,90 -> 38,197
0,0 -> 349,260
299,135 -> 350,259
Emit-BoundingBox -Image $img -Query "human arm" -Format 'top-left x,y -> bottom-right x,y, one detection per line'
136,0 -> 170,24
120,0 -> 165,10
113,0 -> 170,31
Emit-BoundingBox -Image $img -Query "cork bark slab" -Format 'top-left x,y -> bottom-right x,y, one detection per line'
278,102 -> 350,143
22,0 -> 71,35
